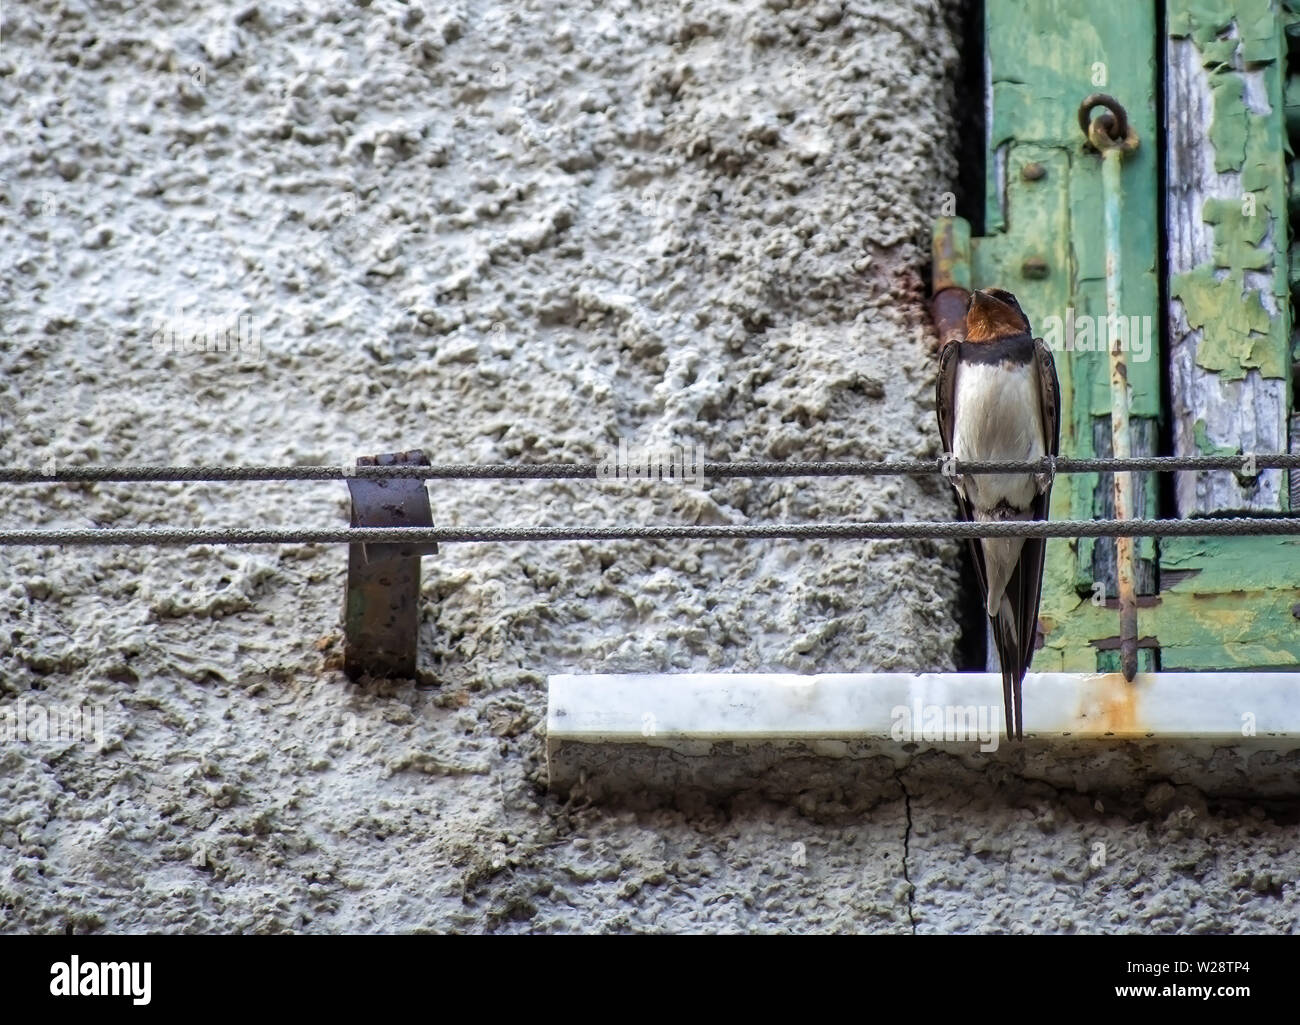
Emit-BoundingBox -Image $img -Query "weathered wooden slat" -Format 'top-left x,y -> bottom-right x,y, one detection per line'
1160,534 -> 1300,589
1033,586 -> 1300,672
1165,8 -> 1291,515
1090,417 -> 1158,597
1291,413 -> 1300,510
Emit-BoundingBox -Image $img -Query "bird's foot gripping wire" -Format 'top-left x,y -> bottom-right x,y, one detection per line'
941,452 -> 963,492
1035,455 -> 1057,496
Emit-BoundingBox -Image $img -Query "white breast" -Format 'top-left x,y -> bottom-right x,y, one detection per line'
952,360 -> 1045,513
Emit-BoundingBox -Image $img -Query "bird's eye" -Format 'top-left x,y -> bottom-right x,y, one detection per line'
985,288 -> 1017,304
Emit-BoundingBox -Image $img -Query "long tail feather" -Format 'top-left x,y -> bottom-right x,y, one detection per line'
993,594 -> 1023,740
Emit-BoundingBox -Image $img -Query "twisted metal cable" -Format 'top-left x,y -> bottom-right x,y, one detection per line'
3,518 -> 1299,546
0,454 -> 1294,483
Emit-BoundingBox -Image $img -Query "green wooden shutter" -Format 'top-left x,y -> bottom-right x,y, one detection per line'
934,0 -> 1300,672
1160,0 -> 1296,669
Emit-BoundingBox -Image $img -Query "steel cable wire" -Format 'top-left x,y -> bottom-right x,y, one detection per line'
2,518 -> 1299,546
3,457 -> 1293,545
0,453 -> 1294,483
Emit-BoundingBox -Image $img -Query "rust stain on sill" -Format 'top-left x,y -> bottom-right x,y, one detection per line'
1077,671 -> 1142,734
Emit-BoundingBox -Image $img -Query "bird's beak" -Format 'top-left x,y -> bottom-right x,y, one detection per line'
968,290 -> 1007,317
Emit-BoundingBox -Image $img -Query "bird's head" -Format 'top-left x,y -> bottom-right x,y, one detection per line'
964,287 -> 1031,342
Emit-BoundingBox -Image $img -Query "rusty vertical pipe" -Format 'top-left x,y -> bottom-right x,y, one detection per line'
1083,94 -> 1140,683
1103,148 -> 1138,683
930,217 -> 972,344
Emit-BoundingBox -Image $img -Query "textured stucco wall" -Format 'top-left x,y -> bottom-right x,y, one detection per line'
1,0 -> 1296,933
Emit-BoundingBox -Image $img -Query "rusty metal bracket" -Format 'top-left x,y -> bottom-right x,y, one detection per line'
343,450 -> 435,680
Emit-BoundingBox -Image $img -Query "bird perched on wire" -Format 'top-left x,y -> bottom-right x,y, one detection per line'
935,287 -> 1059,740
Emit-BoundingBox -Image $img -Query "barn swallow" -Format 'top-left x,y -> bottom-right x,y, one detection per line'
935,288 -> 1059,740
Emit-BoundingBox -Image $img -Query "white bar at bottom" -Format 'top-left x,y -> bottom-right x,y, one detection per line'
547,671 -> 1300,743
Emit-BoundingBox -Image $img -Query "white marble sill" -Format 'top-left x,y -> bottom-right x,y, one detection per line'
547,672 -> 1300,746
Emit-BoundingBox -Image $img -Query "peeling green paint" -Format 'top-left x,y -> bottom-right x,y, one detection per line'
1171,267 -> 1284,379
1169,0 -> 1278,60
1168,0 -> 1291,390
1209,75 -> 1248,170
1162,0 -> 1295,668
1037,586 -> 1300,672
1203,197 -> 1270,268
1191,418 -> 1239,456
1161,535 -> 1300,584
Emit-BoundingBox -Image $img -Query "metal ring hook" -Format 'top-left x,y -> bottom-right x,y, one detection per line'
1077,93 -> 1139,153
